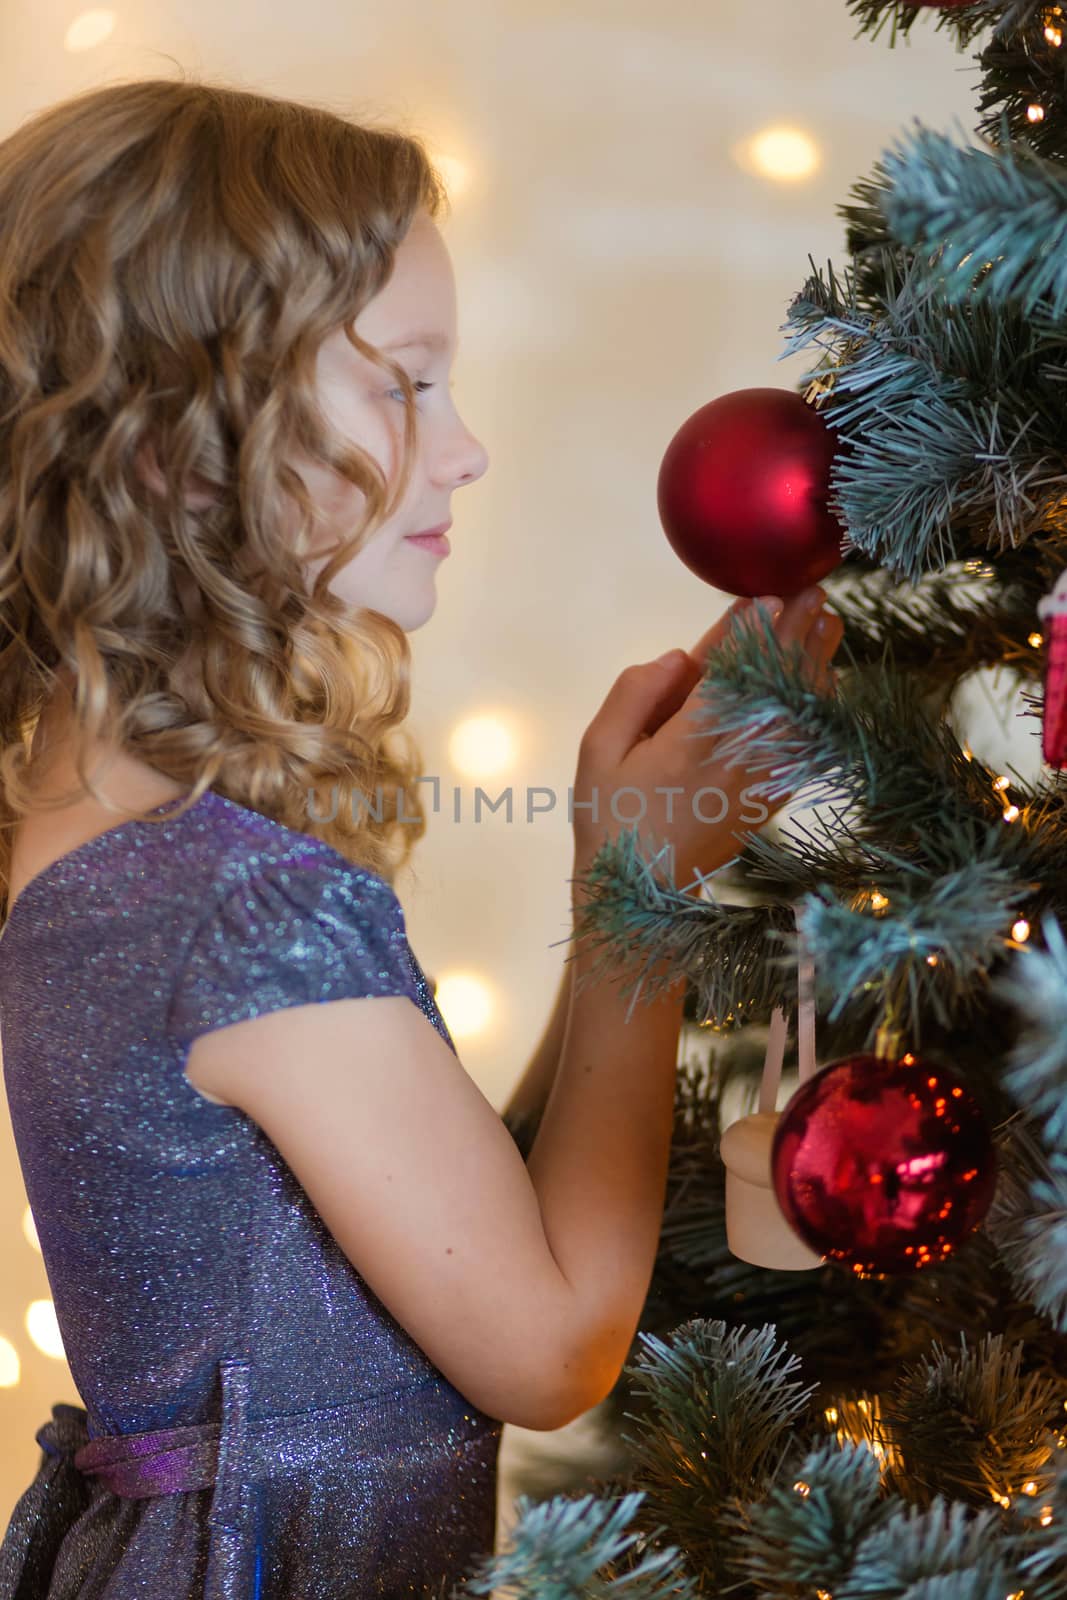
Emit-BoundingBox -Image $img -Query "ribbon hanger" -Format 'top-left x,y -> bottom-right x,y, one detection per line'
760,901 -> 817,1113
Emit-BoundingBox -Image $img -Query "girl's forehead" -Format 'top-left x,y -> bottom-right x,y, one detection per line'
355,217 -> 457,335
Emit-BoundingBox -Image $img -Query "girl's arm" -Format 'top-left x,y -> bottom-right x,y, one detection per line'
501,959 -> 575,1144
517,842 -> 686,1402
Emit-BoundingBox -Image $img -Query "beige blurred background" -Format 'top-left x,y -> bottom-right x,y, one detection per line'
0,0 -> 1041,1556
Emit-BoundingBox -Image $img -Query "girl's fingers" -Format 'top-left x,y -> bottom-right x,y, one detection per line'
803,609 -> 844,692
774,586 -> 827,646
685,597 -> 754,669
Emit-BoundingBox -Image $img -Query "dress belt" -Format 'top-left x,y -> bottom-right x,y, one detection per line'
0,1359 -> 500,1600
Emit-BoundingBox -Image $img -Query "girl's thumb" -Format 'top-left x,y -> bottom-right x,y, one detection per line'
589,649 -> 695,763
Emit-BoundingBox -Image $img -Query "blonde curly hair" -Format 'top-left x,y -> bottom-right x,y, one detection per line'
0,74 -> 449,919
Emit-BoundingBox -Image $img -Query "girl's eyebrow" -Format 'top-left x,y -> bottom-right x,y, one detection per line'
382,333 -> 454,353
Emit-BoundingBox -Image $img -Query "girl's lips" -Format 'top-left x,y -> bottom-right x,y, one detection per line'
405,533 -> 451,557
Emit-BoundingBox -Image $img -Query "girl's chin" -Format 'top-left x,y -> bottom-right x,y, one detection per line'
327,582 -> 438,633
384,593 -> 438,634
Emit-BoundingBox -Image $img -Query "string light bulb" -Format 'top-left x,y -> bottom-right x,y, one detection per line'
1029,631 -> 1044,648
1028,104 -> 1046,122
1011,919 -> 1031,943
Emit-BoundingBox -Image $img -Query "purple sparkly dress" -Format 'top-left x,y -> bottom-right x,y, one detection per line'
0,789 -> 502,1599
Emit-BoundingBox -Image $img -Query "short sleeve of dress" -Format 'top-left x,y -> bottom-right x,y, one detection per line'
166,857 -> 416,1049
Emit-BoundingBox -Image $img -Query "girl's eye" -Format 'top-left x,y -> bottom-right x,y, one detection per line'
386,381 -> 435,402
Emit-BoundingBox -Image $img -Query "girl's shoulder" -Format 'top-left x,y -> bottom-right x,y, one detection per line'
1,787 -> 403,957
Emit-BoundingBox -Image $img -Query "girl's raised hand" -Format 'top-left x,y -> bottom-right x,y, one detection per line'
571,586 -> 844,886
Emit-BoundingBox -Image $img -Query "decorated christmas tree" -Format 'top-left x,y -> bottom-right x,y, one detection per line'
451,1 -> 1067,1594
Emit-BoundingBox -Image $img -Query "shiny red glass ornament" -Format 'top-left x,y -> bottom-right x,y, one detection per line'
770,1051 -> 997,1277
656,387 -> 848,598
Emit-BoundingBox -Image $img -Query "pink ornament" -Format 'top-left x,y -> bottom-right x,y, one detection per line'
1037,571 -> 1067,769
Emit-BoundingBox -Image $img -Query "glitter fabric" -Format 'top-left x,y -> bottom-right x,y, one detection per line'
0,788 -> 503,1598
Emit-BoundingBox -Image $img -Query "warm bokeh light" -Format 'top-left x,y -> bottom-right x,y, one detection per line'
735,124 -> 821,182
430,151 -> 474,203
64,9 -> 117,51
22,1205 -> 41,1253
433,972 -> 494,1040
0,1336 -> 20,1388
25,1299 -> 66,1361
447,714 -> 519,781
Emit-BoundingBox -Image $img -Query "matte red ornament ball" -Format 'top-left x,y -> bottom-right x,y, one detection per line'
770,1051 -> 997,1277
656,387 -> 848,598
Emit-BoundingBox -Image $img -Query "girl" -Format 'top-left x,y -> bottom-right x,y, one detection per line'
0,77 -> 843,1599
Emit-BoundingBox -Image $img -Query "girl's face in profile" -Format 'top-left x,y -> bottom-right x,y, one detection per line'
298,209 -> 490,631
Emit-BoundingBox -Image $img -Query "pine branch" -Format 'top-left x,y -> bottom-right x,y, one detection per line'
714,808 -> 872,904
614,1321 -> 818,1591
879,116 -> 1067,322
988,917 -> 1067,1327
813,542 -> 1061,683
693,602 -> 1038,860
727,1441 -> 892,1595
882,1333 -> 1064,1507
986,1117 -> 1067,1335
845,0 -> 1038,54
1011,1447 -> 1067,1600
562,826 -> 799,1020
567,612 -> 1067,1046
780,244 -> 1067,578
975,7 -> 1067,159
453,1490 -> 700,1599
792,845 -> 1036,1041
842,1497 -> 1015,1594
993,911 -> 1067,1147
